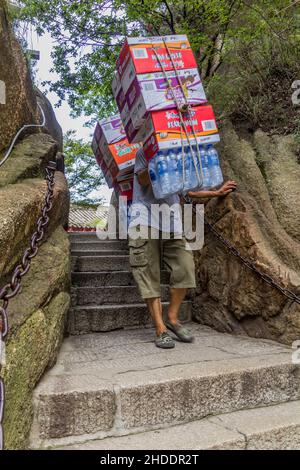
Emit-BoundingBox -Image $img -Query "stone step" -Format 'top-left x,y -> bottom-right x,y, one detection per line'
30,324 -> 300,448
71,249 -> 128,257
71,270 -> 170,287
71,241 -> 128,252
72,255 -> 129,272
71,285 -> 170,306
58,400 -> 300,450
67,301 -> 192,334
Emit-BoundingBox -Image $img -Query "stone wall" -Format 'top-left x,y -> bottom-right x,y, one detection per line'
0,1 -> 70,449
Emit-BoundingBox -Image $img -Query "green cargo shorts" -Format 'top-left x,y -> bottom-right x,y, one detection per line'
128,228 -> 196,299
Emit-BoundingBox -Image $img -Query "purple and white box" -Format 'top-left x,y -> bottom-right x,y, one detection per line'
112,73 -> 128,117
98,114 -> 125,153
124,114 -> 154,144
125,68 -> 207,129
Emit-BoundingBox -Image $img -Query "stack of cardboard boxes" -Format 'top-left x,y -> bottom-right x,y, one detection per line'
91,114 -> 140,199
92,34 -> 221,200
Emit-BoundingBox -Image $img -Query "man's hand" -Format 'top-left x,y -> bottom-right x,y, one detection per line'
215,180 -> 237,197
188,180 -> 237,199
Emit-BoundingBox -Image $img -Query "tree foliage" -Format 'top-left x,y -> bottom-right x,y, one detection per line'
18,0 -> 300,125
63,130 -> 104,205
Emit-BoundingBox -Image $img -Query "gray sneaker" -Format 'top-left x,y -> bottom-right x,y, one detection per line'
165,321 -> 194,343
155,331 -> 175,349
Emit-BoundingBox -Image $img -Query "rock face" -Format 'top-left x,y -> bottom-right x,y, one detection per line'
0,1 -> 70,450
0,0 -> 39,155
36,89 -> 63,151
3,227 -> 70,450
192,124 -> 300,345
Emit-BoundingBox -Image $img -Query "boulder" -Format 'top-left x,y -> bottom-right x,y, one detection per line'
0,0 -> 39,155
0,2 -> 70,450
0,133 -> 58,188
0,171 -> 69,278
192,123 -> 300,345
35,89 -> 63,151
2,227 -> 70,449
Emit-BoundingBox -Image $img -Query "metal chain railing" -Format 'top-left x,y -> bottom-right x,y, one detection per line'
184,195 -> 300,306
0,160 -> 57,450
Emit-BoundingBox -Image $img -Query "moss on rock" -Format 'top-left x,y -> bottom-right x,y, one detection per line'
1,227 -> 70,449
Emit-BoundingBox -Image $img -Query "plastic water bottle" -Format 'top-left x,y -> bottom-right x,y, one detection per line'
181,147 -> 196,191
168,148 -> 182,193
148,158 -> 162,199
157,150 -> 172,197
190,146 -> 203,190
198,145 -> 211,189
208,145 -> 223,188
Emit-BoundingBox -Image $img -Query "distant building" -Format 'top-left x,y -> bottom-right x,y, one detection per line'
68,204 -> 108,232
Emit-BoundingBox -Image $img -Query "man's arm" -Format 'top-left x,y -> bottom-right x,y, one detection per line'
189,180 -> 237,198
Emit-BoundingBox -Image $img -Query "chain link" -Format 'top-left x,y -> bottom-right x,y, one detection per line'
184,196 -> 300,306
0,161 -> 56,450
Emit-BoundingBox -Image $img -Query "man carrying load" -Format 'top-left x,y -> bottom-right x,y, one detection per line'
128,147 -> 237,349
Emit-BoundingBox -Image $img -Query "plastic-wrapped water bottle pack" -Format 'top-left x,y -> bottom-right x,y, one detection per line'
148,144 -> 223,199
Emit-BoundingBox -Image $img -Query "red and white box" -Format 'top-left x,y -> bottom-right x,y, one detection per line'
117,35 -> 197,79
114,175 -> 134,201
125,68 -> 207,129
141,105 -> 220,160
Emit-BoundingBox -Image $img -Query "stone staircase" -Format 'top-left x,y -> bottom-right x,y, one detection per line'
29,232 -> 300,450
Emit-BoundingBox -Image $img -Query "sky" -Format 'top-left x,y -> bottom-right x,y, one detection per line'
29,30 -> 113,205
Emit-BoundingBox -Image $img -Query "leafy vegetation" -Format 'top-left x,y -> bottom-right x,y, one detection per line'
13,0 -> 300,201
17,0 -> 300,126
63,130 -> 104,205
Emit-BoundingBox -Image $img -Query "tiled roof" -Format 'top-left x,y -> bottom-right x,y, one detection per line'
69,205 -> 108,228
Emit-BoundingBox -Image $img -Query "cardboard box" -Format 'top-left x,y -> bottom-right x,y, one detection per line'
102,138 -> 141,175
124,114 -> 154,144
95,147 -> 103,167
91,136 -> 99,155
141,105 -> 220,160
125,68 -> 207,129
112,72 -> 128,120
114,176 -> 134,201
117,35 -> 197,79
97,115 -> 126,156
94,122 -> 102,143
112,72 -> 122,98
105,168 -> 114,189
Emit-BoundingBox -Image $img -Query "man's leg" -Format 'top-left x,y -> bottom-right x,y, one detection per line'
146,297 -> 166,336
129,228 -> 174,346
163,235 -> 196,342
168,288 -> 187,325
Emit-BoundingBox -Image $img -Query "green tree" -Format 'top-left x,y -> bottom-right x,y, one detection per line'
64,130 -> 104,206
17,0 -> 300,128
